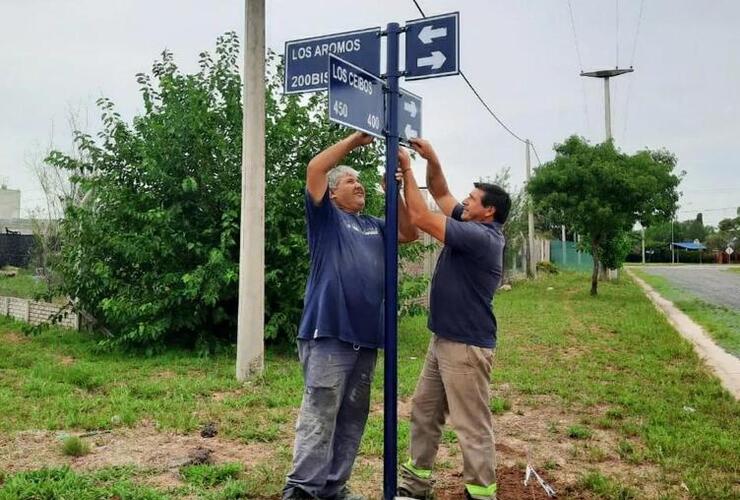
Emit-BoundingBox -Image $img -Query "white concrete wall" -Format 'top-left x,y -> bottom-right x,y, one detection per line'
0,189 -> 21,219
0,296 -> 79,329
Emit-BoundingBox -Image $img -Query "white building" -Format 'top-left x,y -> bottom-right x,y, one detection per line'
0,185 -> 21,219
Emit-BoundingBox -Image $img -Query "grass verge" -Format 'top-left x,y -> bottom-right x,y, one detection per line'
0,272 -> 738,498
631,268 -> 740,357
0,268 -> 48,300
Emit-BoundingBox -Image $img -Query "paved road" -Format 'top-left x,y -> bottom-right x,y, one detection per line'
639,265 -> 740,310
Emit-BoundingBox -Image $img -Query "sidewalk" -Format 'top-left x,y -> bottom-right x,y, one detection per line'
627,269 -> 740,399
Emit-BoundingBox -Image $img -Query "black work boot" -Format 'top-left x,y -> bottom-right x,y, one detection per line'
283,486 -> 316,500
323,485 -> 367,500
396,487 -> 433,499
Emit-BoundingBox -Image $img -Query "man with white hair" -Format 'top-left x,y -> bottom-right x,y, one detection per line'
283,132 -> 417,500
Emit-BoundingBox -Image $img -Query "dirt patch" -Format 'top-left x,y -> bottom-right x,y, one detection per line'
0,394 -> 670,498
58,355 -> 75,366
155,370 -> 177,379
210,389 -> 244,402
1,331 -> 28,344
434,465 -> 561,500
369,394 -> 665,498
0,421 -> 275,475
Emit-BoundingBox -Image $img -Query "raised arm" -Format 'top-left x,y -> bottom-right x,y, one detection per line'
397,149 -> 420,244
409,138 -> 459,216
307,132 -> 373,204
400,147 -> 447,244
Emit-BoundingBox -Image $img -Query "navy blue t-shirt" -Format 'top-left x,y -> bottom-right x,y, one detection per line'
298,189 -> 386,349
428,204 -> 505,348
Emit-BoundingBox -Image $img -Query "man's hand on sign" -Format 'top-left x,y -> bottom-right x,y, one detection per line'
348,131 -> 374,148
408,137 -> 438,162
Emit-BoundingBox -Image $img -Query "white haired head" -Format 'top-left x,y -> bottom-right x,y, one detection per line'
327,165 -> 360,190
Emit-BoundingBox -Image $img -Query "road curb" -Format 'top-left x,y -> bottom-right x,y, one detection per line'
626,268 -> 740,399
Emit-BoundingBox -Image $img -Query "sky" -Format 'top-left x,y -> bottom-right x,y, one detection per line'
1,0 -> 738,226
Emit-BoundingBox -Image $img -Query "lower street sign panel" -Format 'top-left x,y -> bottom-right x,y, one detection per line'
398,88 -> 422,144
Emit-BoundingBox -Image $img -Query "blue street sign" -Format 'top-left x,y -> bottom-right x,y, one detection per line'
284,28 -> 381,94
328,54 -> 385,138
397,88 -> 422,144
405,12 -> 459,81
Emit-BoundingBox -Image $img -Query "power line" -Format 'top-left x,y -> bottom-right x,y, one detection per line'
615,0 -> 620,67
458,73 -> 527,144
678,207 -> 737,213
683,187 -> 740,192
566,0 -> 591,132
566,0 -> 584,71
629,0 -> 645,67
622,0 -> 645,142
530,142 -> 543,167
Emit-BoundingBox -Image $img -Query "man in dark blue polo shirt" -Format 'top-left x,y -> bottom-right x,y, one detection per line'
283,132 -> 417,500
397,139 -> 510,500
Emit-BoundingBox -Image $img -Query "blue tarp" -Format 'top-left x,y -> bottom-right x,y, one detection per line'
672,242 -> 706,250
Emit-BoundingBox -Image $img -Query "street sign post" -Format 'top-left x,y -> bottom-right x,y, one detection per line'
284,13 -> 458,499
284,28 -> 381,94
328,55 -> 385,139
398,88 -> 422,144
405,12 -> 459,81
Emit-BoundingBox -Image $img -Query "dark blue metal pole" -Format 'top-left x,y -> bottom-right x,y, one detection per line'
383,21 -> 400,500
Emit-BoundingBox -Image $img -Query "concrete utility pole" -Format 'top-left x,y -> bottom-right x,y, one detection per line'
236,0 -> 265,381
581,68 -> 633,140
525,139 -> 536,278
671,217 -> 675,264
561,225 -> 567,265
582,67 -> 633,279
641,225 -> 646,264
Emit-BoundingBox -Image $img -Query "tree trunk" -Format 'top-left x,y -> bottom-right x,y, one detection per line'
591,242 -> 599,296
598,261 -> 608,281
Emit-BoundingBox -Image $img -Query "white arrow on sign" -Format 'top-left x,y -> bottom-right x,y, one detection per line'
417,51 -> 446,70
403,100 -> 418,118
404,123 -> 419,140
418,25 -> 447,44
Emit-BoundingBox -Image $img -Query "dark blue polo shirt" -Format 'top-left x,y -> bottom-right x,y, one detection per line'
428,204 -> 505,348
298,189 -> 386,349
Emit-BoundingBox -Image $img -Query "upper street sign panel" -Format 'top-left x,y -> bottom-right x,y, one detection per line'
284,27 -> 381,94
328,55 -> 385,138
405,12 -> 459,81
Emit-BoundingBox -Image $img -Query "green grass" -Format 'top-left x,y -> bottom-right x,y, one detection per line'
61,435 -> 90,457
632,269 -> 740,356
0,463 -> 278,499
567,424 -> 592,440
0,268 -> 47,300
729,267 -> 740,274
0,272 -> 738,498
577,470 -> 637,499
0,467 -> 167,500
180,462 -> 242,487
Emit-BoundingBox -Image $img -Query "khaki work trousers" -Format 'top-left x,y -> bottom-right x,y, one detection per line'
400,335 -> 496,499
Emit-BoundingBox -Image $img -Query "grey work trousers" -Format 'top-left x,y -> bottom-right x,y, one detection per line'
283,338 -> 377,499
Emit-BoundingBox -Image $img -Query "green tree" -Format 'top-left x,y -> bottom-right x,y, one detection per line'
527,136 -> 680,295
46,33 -> 386,350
